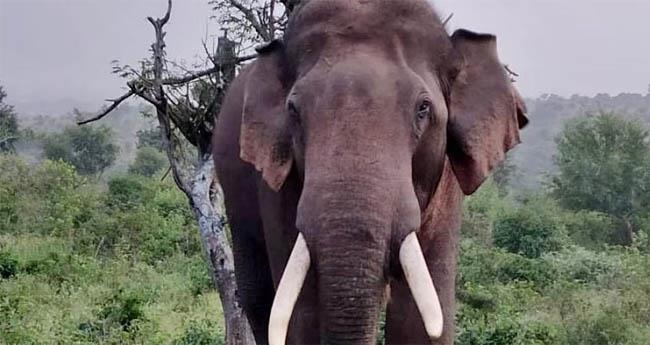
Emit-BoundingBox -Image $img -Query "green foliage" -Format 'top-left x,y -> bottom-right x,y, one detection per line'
0,86 -> 19,153
552,112 -> 650,245
458,314 -> 559,345
172,319 -> 225,345
563,210 -> 617,251
129,146 -> 167,177
0,250 -> 18,279
492,157 -> 518,195
462,179 -> 510,243
0,156 -> 220,344
42,125 -> 119,176
136,125 -> 164,150
493,196 -> 566,258
544,246 -> 624,286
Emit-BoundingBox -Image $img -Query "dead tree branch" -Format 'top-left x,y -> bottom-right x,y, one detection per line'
77,90 -> 135,125
81,1 -> 255,343
228,0 -> 272,41
504,64 -> 520,77
442,13 -> 454,27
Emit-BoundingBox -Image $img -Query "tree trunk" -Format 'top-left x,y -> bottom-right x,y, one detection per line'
190,153 -> 256,345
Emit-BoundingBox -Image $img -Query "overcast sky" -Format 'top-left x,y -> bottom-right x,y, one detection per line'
1,0 -> 649,115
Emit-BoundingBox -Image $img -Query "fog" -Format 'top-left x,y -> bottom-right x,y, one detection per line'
1,0 -> 649,115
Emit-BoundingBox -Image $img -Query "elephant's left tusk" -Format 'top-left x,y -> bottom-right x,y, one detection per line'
269,232 -> 311,345
399,232 -> 444,341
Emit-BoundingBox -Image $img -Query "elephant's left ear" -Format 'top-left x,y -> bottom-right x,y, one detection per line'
447,29 -> 528,195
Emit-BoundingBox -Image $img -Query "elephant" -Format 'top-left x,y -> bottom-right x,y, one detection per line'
212,0 -> 528,344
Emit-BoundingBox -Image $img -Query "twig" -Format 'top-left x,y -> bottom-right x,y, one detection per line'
77,90 -> 135,125
504,64 -> 520,77
442,13 -> 454,27
163,54 -> 255,85
161,165 -> 172,181
228,0 -> 271,41
129,82 -> 159,107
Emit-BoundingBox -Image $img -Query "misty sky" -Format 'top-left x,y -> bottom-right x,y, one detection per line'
1,0 -> 650,115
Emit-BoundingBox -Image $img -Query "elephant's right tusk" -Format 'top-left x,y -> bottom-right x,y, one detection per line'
269,232 -> 311,345
399,232 -> 444,341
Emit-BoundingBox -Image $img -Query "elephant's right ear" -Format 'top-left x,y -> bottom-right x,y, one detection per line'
240,40 -> 294,192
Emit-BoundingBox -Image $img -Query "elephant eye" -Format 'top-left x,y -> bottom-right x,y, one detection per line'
287,100 -> 301,122
287,100 -> 298,115
416,100 -> 432,121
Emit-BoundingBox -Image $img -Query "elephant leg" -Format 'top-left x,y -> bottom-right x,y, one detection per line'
220,165 -> 275,345
385,234 -> 458,345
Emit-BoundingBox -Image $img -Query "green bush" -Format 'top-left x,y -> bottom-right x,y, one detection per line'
458,239 -> 555,288
567,307 -> 630,345
172,319 -> 225,345
0,155 -> 29,230
493,196 -> 566,258
544,246 -> 623,286
129,146 -> 167,177
457,315 -> 559,345
107,175 -> 157,208
462,179 -> 511,243
42,125 -> 119,176
0,250 -> 18,279
563,210 -> 617,250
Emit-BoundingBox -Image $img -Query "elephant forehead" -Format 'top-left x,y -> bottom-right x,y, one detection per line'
286,0 -> 450,67
293,0 -> 440,28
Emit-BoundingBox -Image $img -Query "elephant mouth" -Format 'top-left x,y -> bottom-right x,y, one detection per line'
267,232 -> 443,345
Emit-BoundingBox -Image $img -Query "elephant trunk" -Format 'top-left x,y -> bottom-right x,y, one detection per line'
307,178 -> 392,345
318,223 -> 388,344
269,174 -> 443,344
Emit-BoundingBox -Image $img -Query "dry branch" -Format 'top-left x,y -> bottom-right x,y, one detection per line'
80,1 -> 255,343
77,90 -> 135,125
228,0 -> 272,41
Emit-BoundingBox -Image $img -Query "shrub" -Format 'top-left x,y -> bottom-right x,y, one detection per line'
544,246 -> 623,286
462,179 -> 511,242
493,196 -> 566,258
565,306 -> 636,345
563,210 -> 617,250
457,312 -> 560,345
0,155 -> 29,231
129,147 -> 167,177
107,175 -> 157,208
172,319 -> 225,345
0,250 -> 18,279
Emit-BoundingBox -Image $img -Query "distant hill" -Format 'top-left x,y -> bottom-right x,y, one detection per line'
513,93 -> 650,189
14,92 -> 650,188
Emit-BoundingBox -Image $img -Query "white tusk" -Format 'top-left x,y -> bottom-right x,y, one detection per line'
268,233 -> 311,345
399,232 -> 444,340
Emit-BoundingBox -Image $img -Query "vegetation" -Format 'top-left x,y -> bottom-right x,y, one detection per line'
42,125 -> 119,177
0,156 -> 220,344
3,63 -> 650,345
552,112 -> 650,245
130,146 -> 167,177
0,86 -> 19,153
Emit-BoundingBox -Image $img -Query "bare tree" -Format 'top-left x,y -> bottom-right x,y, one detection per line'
79,1 -> 302,343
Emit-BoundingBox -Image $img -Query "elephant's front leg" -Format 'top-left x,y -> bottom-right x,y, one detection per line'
219,163 -> 276,345
385,230 -> 459,345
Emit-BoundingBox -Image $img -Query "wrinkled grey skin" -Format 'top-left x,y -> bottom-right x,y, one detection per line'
213,0 -> 527,344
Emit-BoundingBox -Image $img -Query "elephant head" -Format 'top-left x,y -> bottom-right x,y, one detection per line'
238,0 -> 527,343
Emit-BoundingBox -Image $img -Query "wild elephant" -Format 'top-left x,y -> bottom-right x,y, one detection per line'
213,0 -> 528,344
